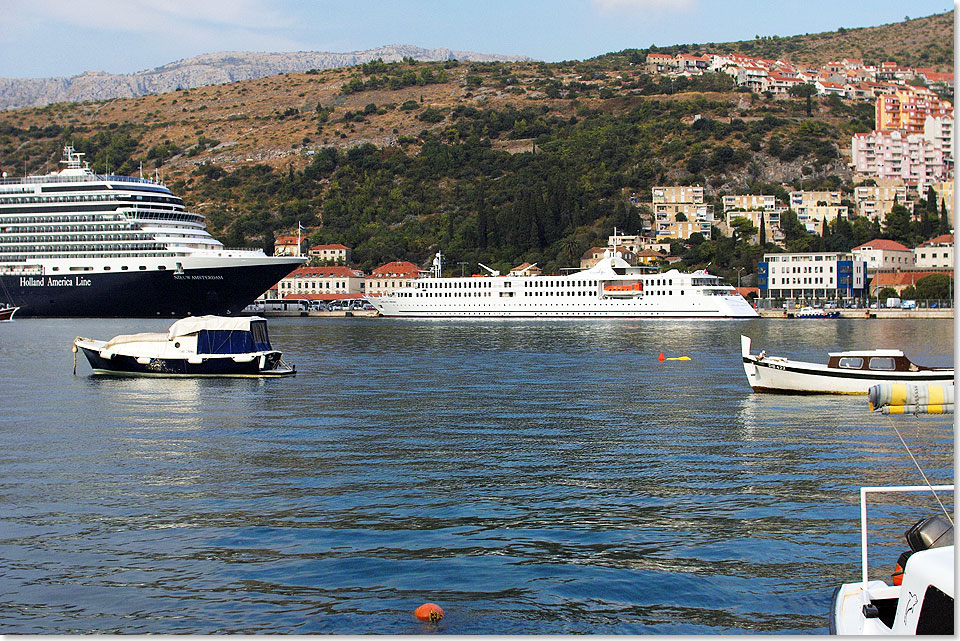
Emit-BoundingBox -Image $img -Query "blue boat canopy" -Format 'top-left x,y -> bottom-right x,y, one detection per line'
167,315 -> 272,354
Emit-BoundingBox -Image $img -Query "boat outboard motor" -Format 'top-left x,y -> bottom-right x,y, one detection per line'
905,515 -> 953,552
891,516 -> 953,586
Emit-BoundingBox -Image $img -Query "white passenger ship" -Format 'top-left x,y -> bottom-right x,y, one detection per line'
369,250 -> 758,318
0,146 -> 304,317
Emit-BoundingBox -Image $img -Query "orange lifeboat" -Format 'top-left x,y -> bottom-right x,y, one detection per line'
602,282 -> 643,297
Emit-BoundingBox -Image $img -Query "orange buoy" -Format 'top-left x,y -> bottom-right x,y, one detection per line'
414,603 -> 444,622
657,350 -> 665,362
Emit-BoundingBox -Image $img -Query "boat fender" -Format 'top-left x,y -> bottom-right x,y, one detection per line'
136,357 -> 151,365
892,550 -> 912,586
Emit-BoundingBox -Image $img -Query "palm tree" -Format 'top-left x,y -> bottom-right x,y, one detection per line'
558,236 -> 582,267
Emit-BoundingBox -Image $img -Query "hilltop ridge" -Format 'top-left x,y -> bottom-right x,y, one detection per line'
0,45 -> 533,110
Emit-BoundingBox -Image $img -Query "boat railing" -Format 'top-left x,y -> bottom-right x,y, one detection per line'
0,173 -> 161,187
858,485 -> 954,586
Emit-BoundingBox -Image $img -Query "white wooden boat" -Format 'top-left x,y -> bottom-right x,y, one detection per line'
73,316 -> 295,377
740,335 -> 953,394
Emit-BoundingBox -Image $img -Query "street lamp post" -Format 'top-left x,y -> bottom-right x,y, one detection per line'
735,267 -> 745,290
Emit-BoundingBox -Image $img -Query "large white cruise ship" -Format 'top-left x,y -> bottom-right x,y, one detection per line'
369,250 -> 759,318
0,146 -> 304,317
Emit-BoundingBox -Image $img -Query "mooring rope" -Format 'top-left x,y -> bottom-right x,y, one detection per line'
885,413 -> 954,526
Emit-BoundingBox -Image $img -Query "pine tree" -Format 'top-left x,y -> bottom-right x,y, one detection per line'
939,199 -> 950,236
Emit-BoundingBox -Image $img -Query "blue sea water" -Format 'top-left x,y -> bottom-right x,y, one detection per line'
0,316 -> 954,634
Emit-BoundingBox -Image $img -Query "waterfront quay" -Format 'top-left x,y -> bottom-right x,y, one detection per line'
758,307 -> 954,319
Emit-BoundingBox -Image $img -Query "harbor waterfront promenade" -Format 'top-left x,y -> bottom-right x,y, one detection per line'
0,316 -> 952,634
758,308 -> 954,319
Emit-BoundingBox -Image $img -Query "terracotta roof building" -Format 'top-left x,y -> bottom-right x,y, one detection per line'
914,235 -> 954,270
277,266 -> 366,298
308,243 -> 351,264
366,261 -> 422,296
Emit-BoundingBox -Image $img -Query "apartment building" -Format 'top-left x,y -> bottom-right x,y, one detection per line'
929,180 -> 954,226
758,252 -> 867,300
651,186 -> 714,240
850,128 -> 951,193
853,181 -> 908,220
789,191 -> 841,208
795,204 -> 849,234
722,194 -> 777,213
876,85 -> 953,134
719,209 -> 785,245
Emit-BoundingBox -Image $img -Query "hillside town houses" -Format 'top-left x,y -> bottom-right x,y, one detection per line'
643,51 -> 954,99
262,52 -> 952,309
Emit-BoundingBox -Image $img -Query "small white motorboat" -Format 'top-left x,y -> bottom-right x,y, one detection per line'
795,306 -> 840,318
830,384 -> 953,635
740,335 -> 953,394
73,315 -> 295,377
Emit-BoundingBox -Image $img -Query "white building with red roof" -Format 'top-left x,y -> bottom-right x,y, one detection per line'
308,243 -> 351,264
852,239 -> 915,272
914,234 -> 954,270
277,265 -> 366,299
366,260 -> 422,296
274,235 -> 302,257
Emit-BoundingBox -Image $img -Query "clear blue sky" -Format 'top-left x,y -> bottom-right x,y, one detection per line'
0,0 -> 953,78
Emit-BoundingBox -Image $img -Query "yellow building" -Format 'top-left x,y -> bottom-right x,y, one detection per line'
876,85 -> 952,135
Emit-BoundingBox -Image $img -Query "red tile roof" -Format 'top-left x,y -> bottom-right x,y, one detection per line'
288,266 -> 365,278
310,243 -> 350,250
370,260 -> 421,277
853,239 -> 911,252
919,234 -> 954,247
871,270 -> 953,286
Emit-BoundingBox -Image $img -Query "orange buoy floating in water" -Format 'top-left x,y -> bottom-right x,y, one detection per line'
415,603 -> 444,622
658,351 -> 665,362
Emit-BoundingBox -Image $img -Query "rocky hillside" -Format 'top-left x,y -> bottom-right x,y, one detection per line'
0,13 -> 950,276
0,45 -> 532,110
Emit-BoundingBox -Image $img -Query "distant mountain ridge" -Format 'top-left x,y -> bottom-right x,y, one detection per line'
0,45 -> 534,110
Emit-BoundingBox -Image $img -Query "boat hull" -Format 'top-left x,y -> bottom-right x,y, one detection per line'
371,297 -> 758,318
3,258 -> 302,318
742,357 -> 954,394
77,346 -> 294,377
740,335 -> 954,394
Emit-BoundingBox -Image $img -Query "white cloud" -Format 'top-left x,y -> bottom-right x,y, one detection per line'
6,0 -> 294,34
591,0 -> 696,12
1,0 -> 309,74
